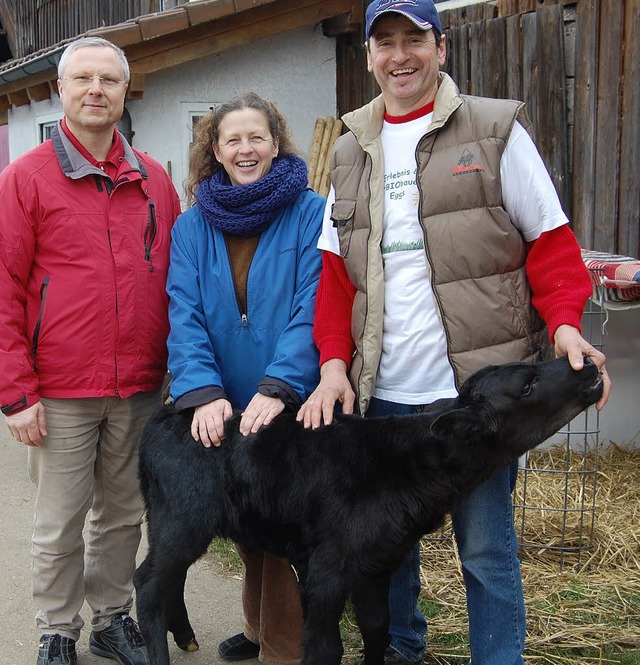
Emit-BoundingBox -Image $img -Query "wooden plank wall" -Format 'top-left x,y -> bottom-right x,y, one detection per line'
439,0 -> 639,257
0,0 -> 159,58
442,3 -> 572,221
572,0 -> 639,256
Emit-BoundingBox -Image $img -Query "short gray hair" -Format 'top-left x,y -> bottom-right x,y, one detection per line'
58,37 -> 130,83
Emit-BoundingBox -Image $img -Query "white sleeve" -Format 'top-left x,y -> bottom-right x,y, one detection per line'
500,121 -> 569,242
317,185 -> 341,254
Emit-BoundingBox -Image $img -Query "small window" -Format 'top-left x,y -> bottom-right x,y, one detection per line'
36,112 -> 63,145
39,121 -> 57,143
180,102 -> 218,197
189,106 -> 217,149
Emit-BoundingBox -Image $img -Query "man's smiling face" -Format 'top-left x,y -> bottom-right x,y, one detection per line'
367,13 -> 446,116
57,46 -> 127,138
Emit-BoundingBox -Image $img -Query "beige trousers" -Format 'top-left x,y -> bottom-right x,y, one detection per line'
28,391 -> 161,641
238,546 -> 304,665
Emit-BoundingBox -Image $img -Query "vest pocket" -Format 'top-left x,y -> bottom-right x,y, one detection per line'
330,199 -> 356,258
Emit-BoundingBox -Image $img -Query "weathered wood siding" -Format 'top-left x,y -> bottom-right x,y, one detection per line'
443,4 -> 573,236
441,0 -> 639,257
0,0 -> 160,59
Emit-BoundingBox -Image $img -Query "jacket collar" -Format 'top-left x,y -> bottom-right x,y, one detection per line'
341,72 -> 463,146
51,120 -> 148,181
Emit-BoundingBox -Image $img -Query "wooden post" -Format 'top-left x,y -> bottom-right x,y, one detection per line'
313,116 -> 335,193
319,119 -> 343,197
307,117 -> 326,188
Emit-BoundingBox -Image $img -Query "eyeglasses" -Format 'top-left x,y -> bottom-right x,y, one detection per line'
62,75 -> 127,90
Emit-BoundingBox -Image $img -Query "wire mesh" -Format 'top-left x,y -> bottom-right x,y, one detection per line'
422,298 -> 606,569
514,297 -> 604,569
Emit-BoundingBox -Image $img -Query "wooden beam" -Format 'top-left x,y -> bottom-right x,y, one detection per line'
0,109 -> 8,126
7,88 -> 29,107
0,67 -> 57,97
322,6 -> 363,37
184,0 -> 236,26
27,81 -> 53,102
126,71 -> 146,100
235,0 -> 277,10
91,23 -> 144,48
0,0 -> 353,110
138,8 -> 190,40
0,95 -> 11,112
127,0 -> 355,74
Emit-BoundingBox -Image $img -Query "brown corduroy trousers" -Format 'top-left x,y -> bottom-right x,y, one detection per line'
237,545 -> 303,665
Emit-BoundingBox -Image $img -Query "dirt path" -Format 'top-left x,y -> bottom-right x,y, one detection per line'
0,425 -> 251,665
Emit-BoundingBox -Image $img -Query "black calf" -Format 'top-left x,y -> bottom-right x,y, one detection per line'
134,357 -> 603,665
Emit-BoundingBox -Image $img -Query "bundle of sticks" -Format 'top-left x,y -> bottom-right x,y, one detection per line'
307,116 -> 343,198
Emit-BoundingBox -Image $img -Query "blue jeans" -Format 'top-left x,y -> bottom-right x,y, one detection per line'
366,397 -> 526,665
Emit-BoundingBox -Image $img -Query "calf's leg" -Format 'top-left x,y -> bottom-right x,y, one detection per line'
299,557 -> 348,665
136,509 -> 215,663
351,571 -> 392,665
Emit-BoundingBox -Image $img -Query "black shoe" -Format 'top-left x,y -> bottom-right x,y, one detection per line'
359,647 -> 424,665
218,633 -> 260,661
89,614 -> 149,665
384,647 -> 424,665
37,634 -> 77,665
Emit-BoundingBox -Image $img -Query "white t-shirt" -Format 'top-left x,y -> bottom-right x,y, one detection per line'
318,118 -> 568,404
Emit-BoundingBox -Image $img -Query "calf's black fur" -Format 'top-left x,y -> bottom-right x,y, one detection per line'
134,357 -> 603,665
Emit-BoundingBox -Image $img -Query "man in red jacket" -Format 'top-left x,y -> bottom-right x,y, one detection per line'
0,37 -> 181,665
298,1 -> 611,665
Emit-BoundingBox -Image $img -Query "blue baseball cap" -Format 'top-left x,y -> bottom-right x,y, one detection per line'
365,0 -> 443,41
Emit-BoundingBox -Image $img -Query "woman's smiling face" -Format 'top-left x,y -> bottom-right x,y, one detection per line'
213,108 -> 279,186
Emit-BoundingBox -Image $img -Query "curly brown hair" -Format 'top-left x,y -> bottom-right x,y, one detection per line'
185,92 -> 300,204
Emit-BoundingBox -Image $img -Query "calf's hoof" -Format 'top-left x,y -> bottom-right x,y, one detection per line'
177,637 -> 200,652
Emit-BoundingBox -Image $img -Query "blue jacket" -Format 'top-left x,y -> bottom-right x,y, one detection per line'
167,188 -> 324,410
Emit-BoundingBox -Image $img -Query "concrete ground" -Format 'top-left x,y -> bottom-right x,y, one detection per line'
0,424 -> 253,665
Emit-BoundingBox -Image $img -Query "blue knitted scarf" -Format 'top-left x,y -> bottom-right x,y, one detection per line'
196,154 -> 309,236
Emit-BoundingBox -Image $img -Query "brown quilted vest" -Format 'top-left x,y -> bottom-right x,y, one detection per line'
329,73 -> 551,414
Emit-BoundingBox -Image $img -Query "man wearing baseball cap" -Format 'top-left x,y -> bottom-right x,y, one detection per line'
298,0 -> 610,663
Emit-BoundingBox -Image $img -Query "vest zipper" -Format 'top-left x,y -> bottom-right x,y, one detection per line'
414,137 -> 458,391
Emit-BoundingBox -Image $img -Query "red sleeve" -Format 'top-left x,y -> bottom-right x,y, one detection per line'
525,224 -> 593,342
313,250 -> 356,367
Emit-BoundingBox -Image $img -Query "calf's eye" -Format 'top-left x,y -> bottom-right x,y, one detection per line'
521,383 -> 532,397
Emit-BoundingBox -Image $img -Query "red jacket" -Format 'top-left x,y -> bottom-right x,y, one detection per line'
0,122 -> 181,415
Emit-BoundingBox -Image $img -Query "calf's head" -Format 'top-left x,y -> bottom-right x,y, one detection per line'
430,357 -> 603,462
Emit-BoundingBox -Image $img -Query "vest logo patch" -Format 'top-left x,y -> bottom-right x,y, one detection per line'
453,149 -> 485,175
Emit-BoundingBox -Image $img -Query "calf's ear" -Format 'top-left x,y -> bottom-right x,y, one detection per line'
430,405 -> 496,440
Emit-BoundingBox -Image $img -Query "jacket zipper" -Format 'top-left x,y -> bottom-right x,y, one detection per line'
31,276 -> 50,371
223,235 -> 250,328
143,199 -> 157,272
107,229 -> 120,394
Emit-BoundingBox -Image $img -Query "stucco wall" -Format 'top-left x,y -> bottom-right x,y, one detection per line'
8,23 -> 336,200
129,24 -> 336,201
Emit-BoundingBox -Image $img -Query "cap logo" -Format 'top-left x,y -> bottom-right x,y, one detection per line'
374,0 -> 420,17
373,1 -> 433,30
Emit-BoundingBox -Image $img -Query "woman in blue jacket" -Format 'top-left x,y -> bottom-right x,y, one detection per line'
167,93 -> 325,665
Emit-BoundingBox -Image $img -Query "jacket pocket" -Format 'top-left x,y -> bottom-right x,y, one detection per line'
330,199 -> 356,258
